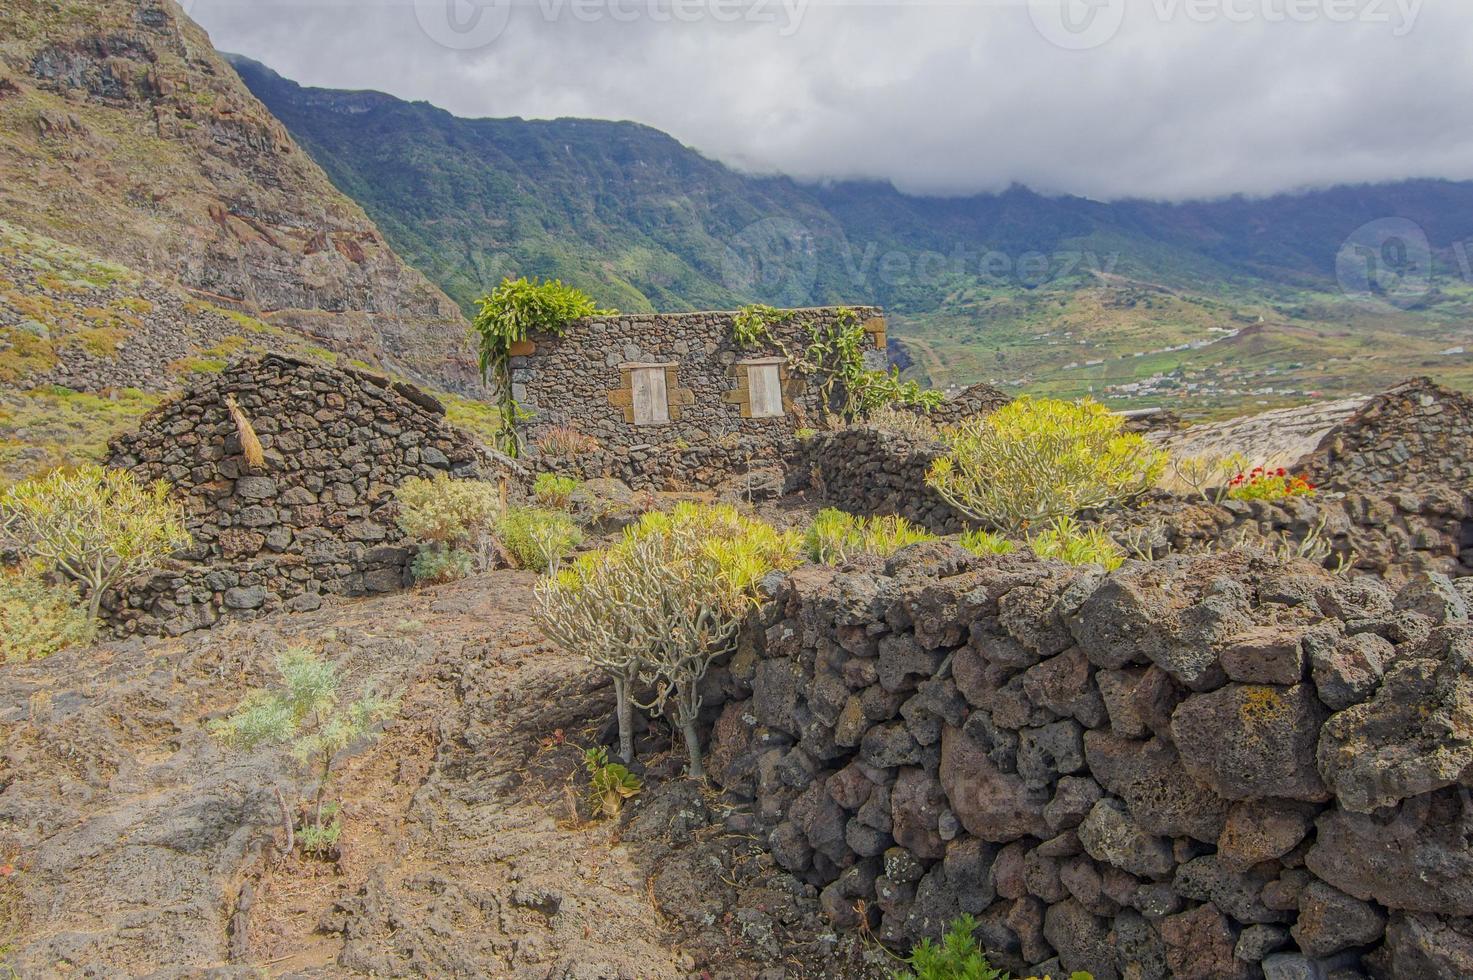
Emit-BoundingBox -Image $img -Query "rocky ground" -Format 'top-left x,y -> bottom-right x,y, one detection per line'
0,571 -> 889,979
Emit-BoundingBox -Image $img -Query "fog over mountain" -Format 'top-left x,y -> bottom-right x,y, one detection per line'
190,0 -> 1467,201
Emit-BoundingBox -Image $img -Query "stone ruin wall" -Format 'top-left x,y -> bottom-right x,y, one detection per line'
703,544 -> 1473,979
105,353 -> 505,635
513,307 -> 887,491
805,378 -> 1473,583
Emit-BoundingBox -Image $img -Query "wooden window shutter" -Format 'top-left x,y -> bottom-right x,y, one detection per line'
631,366 -> 670,424
748,364 -> 784,418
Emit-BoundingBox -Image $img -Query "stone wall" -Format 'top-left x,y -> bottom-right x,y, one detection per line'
105,353 -> 507,635
806,427 -> 964,533
513,307 -> 886,490
706,545 -> 1473,979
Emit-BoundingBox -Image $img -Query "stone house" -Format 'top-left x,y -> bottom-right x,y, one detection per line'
512,307 -> 888,489
106,353 -> 506,634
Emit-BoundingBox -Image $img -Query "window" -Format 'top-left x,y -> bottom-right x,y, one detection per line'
631,366 -> 669,424
747,363 -> 784,418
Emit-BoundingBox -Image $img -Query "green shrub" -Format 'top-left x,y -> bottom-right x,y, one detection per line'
0,464 -> 191,620
471,277 -> 615,454
926,396 -> 1167,533
394,473 -> 500,547
0,562 -> 96,662
395,474 -> 501,582
583,746 -> 641,819
498,506 -> 583,573
895,915 -> 1092,980
1028,517 -> 1126,571
533,472 -> 581,510
210,647 -> 397,857
410,547 -> 476,585
536,424 -> 600,458
805,508 -> 936,564
536,502 -> 800,773
958,529 -> 1016,557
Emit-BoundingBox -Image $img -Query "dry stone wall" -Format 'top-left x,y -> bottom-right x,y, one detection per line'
806,427 -> 965,533
514,307 -> 886,490
706,544 -> 1473,979
106,353 -> 506,635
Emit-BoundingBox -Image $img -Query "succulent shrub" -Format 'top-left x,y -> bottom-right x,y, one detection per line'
926,396 -> 1167,533
210,647 -> 397,856
1161,452 -> 1247,503
0,464 -> 190,620
395,474 -> 501,581
497,506 -> 583,573
805,508 -> 936,565
583,746 -> 641,819
0,562 -> 96,662
864,404 -> 943,443
536,503 -> 799,773
1027,516 -> 1126,571
895,914 -> 1092,980
958,529 -> 1016,557
536,425 -> 600,458
532,472 -> 581,510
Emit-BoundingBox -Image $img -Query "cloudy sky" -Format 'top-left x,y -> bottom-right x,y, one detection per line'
187,0 -> 1472,201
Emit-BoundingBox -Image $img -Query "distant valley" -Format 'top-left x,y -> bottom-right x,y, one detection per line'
234,56 -> 1473,416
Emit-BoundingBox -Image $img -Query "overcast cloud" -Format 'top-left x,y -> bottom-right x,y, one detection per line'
187,0 -> 1473,201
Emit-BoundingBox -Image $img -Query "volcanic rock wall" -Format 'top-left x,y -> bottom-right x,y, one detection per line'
106,354 -> 505,635
707,545 -> 1473,979
805,427 -> 965,533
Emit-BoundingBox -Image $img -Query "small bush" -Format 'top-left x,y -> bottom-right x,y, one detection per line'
533,472 -> 581,510
805,508 -> 936,564
865,405 -> 942,443
895,914 -> 1092,980
1227,466 -> 1316,501
0,563 -> 96,662
1160,452 -> 1247,503
958,529 -> 1016,557
396,474 -> 501,582
1028,517 -> 1126,571
537,425 -> 600,458
410,547 -> 476,585
583,746 -> 641,819
210,647 -> 396,857
394,473 -> 501,547
0,464 -> 191,620
498,506 -> 583,573
926,396 -> 1167,533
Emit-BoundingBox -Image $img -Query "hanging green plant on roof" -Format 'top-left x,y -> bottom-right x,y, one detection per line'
731,304 -> 941,420
471,276 -> 616,455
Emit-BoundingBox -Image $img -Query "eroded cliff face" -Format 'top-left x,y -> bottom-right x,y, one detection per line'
0,0 -> 477,393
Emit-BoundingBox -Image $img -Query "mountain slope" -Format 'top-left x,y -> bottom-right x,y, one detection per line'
0,0 -> 476,393
231,59 -> 1473,411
